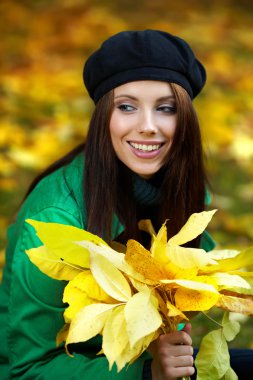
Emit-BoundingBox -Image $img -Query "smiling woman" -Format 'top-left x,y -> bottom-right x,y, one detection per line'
0,29 -> 252,380
110,81 -> 177,179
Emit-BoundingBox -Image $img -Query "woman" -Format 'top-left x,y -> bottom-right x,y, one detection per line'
0,30 -> 245,379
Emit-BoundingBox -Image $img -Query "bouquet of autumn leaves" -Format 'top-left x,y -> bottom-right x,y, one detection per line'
25,210 -> 253,380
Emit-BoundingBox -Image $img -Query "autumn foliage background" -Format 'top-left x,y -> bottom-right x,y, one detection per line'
0,0 -> 252,348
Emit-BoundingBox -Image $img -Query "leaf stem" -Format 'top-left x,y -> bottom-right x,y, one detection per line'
201,311 -> 222,327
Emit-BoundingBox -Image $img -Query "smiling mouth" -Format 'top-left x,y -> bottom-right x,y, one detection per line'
129,142 -> 163,152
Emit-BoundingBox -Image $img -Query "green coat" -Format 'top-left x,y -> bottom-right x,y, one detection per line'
0,154 -> 215,379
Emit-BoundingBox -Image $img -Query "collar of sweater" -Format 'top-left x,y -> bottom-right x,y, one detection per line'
132,173 -> 161,206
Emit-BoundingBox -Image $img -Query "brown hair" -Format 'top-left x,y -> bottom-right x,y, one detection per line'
84,83 -> 206,246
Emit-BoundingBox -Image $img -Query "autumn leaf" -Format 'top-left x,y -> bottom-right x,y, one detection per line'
166,244 -> 217,269
66,303 -> 120,348
203,246 -> 253,274
89,252 -> 132,302
26,245 -> 82,281
216,294 -> 253,316
125,239 -> 166,281
63,271 -> 115,323
168,209 -> 217,246
102,305 -> 129,369
23,212 -> 253,375
78,240 -> 152,285
124,288 -> 162,348
26,219 -> 108,268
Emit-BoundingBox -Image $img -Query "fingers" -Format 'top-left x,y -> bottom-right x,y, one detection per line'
158,330 -> 193,347
149,328 -> 195,380
151,356 -> 195,380
158,338 -> 194,358
182,322 -> 192,335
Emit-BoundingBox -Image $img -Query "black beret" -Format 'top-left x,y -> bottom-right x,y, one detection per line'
83,30 -> 206,103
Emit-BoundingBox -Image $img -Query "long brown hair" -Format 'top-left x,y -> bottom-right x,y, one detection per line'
84,83 -> 207,246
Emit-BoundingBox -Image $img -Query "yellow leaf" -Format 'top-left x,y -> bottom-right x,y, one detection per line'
169,210 -> 217,246
114,330 -> 158,372
175,287 -> 220,311
63,271 -> 115,323
138,219 -> 156,237
166,300 -> 189,320
216,294 -> 253,316
208,273 -> 250,290
26,245 -> 82,280
129,278 -> 150,293
156,221 -> 168,243
125,240 -> 166,281
161,278 -> 218,293
166,244 -> 217,269
124,288 -> 162,348
110,240 -> 126,254
78,240 -> 153,285
161,277 -> 219,311
102,305 -> 129,370
89,252 -> 132,302
26,219 -> 107,268
208,249 -> 239,260
151,237 -> 187,279
56,324 -> 70,346
66,303 -> 120,346
204,246 -> 253,274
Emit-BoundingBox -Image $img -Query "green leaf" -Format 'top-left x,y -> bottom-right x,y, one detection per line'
222,312 -> 240,342
195,329 -> 230,380
223,366 -> 238,380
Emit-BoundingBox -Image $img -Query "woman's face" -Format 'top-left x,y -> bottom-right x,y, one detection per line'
109,80 -> 177,179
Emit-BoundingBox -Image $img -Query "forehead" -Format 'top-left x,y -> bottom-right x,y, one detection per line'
113,80 -> 174,98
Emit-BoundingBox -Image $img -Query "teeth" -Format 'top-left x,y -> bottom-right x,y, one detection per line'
130,142 -> 161,151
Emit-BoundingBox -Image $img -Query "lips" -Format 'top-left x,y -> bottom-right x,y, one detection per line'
128,142 -> 163,152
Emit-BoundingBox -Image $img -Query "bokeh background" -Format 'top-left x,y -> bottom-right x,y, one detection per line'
0,0 -> 252,348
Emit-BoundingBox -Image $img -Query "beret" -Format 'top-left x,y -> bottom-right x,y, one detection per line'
83,29 -> 206,102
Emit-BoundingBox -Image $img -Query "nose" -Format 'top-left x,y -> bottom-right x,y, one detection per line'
137,111 -> 157,134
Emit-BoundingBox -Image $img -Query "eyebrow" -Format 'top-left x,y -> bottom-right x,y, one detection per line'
114,94 -> 176,101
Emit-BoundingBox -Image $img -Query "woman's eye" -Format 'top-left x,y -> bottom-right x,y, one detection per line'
117,104 -> 135,112
157,105 -> 176,113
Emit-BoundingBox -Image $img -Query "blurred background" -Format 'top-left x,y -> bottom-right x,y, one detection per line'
0,0 -> 252,348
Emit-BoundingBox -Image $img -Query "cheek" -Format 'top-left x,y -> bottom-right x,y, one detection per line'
163,117 -> 177,139
109,114 -> 129,143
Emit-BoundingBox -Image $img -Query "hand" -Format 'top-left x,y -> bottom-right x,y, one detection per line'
148,323 -> 195,380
